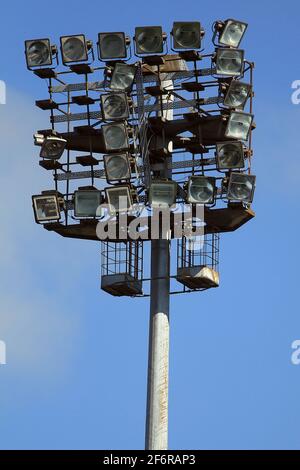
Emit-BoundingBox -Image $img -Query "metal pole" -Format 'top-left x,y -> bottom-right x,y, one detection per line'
145,239 -> 170,450
145,76 -> 173,450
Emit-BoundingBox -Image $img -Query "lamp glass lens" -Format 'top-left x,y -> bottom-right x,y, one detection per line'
227,173 -> 255,202
224,81 -> 251,108
172,22 -> 201,49
216,142 -> 244,169
220,20 -> 247,47
106,187 -> 132,213
61,36 -> 87,63
110,63 -> 136,91
135,26 -> 163,54
216,49 -> 244,76
26,39 -> 51,67
225,112 -> 253,140
74,191 -> 102,217
149,182 -> 177,207
188,177 -> 215,204
33,196 -> 60,221
101,93 -> 129,120
40,137 -> 66,160
98,33 -> 126,59
102,123 -> 128,151
104,154 -> 131,181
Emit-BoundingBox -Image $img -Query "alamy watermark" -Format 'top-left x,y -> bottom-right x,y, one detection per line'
96,200 -> 205,249
0,340 -> 6,365
291,340 -> 300,365
291,81 -> 300,105
0,80 -> 6,104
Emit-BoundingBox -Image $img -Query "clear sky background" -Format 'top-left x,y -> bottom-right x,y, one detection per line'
0,0 -> 300,450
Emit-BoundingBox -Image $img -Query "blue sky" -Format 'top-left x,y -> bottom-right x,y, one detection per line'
0,0 -> 300,450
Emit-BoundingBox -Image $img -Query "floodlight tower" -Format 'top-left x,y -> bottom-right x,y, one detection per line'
26,18 -> 256,450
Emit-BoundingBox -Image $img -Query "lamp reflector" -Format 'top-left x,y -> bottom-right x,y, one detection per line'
110,63 -> 136,91
40,136 -> 67,160
25,39 -> 52,68
104,154 -> 131,182
101,92 -> 129,121
106,186 -> 133,214
74,190 -> 102,217
149,180 -> 177,207
225,111 -> 253,141
187,176 -> 216,204
135,26 -> 164,55
32,194 -> 60,223
172,22 -> 201,50
219,19 -> 248,48
60,35 -> 88,64
216,141 -> 244,170
227,173 -> 256,202
102,123 -> 129,151
98,32 -> 127,60
215,48 -> 244,76
224,80 -> 251,109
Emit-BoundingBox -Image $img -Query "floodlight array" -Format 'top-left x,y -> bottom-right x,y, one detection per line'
26,19 -> 255,226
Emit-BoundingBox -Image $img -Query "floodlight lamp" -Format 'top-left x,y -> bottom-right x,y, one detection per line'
225,111 -> 253,141
101,92 -> 129,121
74,189 -> 102,218
226,173 -> 256,203
25,38 -> 56,69
102,122 -> 129,152
98,32 -> 128,61
219,19 -> 248,48
172,22 -> 202,50
149,180 -> 177,208
187,176 -> 216,204
104,154 -> 131,182
223,80 -> 251,109
105,185 -> 133,214
215,48 -> 244,76
32,194 -> 61,223
60,34 -> 91,65
39,136 -> 67,160
134,26 -> 164,55
216,141 -> 244,170
109,63 -> 136,91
